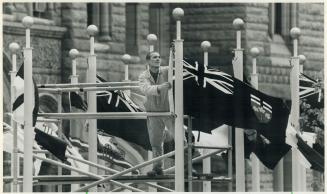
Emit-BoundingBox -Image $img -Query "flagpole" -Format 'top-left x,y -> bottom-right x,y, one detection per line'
290,27 -> 301,192
298,54 -> 307,191
249,47 -> 261,192
173,7 -> 185,192
86,24 -> 98,192
22,16 -> 34,192
146,34 -> 157,192
201,41 -> 212,192
232,18 -> 245,192
9,42 -> 20,192
69,48 -> 80,191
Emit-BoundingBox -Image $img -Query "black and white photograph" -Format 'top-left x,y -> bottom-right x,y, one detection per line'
1,0 -> 325,192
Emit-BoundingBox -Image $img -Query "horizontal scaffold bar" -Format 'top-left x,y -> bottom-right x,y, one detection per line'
38,112 -> 175,119
193,145 -> 232,150
37,118 -> 59,123
37,81 -> 139,88
3,175 -> 232,184
38,86 -> 140,93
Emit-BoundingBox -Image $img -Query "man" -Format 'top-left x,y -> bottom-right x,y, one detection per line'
139,51 -> 173,176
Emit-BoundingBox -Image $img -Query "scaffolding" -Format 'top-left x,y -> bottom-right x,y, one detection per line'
8,7 -> 301,192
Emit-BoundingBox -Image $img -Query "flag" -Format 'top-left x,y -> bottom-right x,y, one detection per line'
182,59 -> 292,169
34,128 -> 68,161
183,59 -> 290,144
12,63 -> 39,126
296,133 -> 324,172
299,73 -> 323,108
11,63 -> 68,161
3,122 -> 45,176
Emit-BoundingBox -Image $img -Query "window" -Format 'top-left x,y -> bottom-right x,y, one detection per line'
269,3 -> 298,41
125,3 -> 138,55
33,3 -> 48,18
149,4 -> 163,53
87,3 -> 112,41
274,3 -> 282,35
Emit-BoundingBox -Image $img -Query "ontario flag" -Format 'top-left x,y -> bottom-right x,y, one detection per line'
183,59 -> 291,169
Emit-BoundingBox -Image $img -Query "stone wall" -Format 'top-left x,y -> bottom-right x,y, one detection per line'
298,3 -> 324,79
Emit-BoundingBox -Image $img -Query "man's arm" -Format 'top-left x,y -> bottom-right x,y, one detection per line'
138,73 -> 160,96
139,73 -> 171,96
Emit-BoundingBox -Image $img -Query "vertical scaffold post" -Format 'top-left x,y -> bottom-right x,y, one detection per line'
172,7 -> 184,192
86,24 -> 98,192
249,47 -> 261,192
187,116 -> 193,192
290,27 -> 301,192
57,91 -> 63,192
298,54 -> 307,191
201,40 -> 212,192
69,48 -> 80,191
232,18 -> 245,192
22,16 -> 34,192
146,34 -> 157,192
9,42 -> 20,193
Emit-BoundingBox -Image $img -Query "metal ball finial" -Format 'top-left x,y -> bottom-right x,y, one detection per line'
290,27 -> 301,39
121,54 -> 132,64
250,47 -> 260,57
22,16 -> 34,28
201,41 -> 211,51
87,25 -> 98,36
172,8 -> 184,20
9,42 -> 20,53
299,55 -> 306,64
147,34 -> 158,44
69,49 -> 79,59
233,18 -> 244,30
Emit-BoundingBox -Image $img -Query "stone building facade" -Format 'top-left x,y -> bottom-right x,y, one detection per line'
2,2 -> 324,192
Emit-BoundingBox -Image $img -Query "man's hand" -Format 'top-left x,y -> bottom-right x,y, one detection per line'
157,82 -> 172,93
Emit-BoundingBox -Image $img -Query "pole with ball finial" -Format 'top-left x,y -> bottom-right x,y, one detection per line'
172,7 -> 185,192
232,17 -> 245,192
86,24 -> 99,192
22,15 -> 34,192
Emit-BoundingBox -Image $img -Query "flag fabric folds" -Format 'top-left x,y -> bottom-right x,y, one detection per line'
183,59 -> 290,143
3,122 -> 45,175
296,134 -> 324,172
11,63 -> 67,161
34,128 -> 68,161
12,63 -> 39,126
299,73 -> 323,108
183,59 -> 292,169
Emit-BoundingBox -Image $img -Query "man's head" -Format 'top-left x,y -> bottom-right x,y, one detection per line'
146,51 -> 161,68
